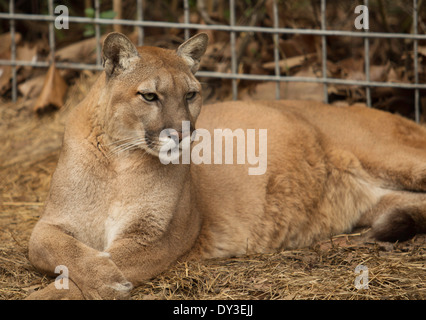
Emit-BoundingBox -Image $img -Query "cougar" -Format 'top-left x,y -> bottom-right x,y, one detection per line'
27,32 -> 426,299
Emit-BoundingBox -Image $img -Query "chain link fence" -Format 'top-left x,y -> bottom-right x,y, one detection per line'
0,0 -> 425,121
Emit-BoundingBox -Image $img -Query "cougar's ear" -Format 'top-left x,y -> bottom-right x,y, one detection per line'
102,32 -> 140,77
177,33 -> 209,74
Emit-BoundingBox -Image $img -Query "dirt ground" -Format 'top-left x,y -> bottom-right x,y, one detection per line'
0,74 -> 425,300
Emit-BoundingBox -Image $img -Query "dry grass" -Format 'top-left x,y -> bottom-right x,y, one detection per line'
132,237 -> 426,300
0,73 -> 425,300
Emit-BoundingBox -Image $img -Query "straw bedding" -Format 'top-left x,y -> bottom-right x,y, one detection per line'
0,74 -> 424,300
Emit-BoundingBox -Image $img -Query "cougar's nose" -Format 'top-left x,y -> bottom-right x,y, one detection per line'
162,128 -> 182,144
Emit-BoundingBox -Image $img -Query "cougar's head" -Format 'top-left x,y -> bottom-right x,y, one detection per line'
100,32 -> 208,158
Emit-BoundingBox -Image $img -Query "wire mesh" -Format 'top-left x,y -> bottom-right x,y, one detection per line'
0,0 -> 424,121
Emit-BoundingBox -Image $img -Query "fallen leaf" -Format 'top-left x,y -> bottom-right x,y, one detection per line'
278,34 -> 318,58
0,32 -> 22,54
18,74 -> 45,99
0,32 -> 22,94
33,62 -> 68,113
416,46 -> 426,57
262,53 -> 317,73
55,36 -> 106,64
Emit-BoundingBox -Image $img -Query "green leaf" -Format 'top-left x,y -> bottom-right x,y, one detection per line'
100,10 -> 116,19
83,25 -> 95,37
84,7 -> 95,18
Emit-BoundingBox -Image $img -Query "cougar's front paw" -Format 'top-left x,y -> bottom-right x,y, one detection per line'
25,281 -> 85,300
81,280 -> 133,300
77,254 -> 133,300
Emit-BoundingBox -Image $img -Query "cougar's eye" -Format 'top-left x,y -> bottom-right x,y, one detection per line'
186,92 -> 197,100
138,92 -> 158,102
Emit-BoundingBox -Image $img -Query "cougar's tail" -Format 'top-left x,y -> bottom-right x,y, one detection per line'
371,203 -> 426,242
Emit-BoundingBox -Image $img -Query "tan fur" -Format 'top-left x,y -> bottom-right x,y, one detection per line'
27,33 -> 426,299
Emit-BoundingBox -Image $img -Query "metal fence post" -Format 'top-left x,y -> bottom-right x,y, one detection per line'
183,0 -> 190,41
9,0 -> 17,102
272,0 -> 280,100
321,0 -> 328,104
364,0 -> 371,107
413,0 -> 420,123
95,0 -> 101,67
229,0 -> 238,100
137,0 -> 144,46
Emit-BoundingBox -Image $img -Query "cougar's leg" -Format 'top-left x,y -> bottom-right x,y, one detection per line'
106,238 -> 176,286
359,119 -> 426,192
366,152 -> 426,192
25,279 -> 84,300
106,216 -> 201,286
106,231 -> 199,287
27,221 -> 132,300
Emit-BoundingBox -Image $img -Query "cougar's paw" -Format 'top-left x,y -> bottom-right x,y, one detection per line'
25,279 -> 132,300
77,254 -> 133,300
25,280 -> 85,300
85,280 -> 133,300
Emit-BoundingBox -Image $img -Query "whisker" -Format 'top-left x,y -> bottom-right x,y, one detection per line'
110,141 -> 137,152
106,136 -> 136,146
106,137 -> 149,158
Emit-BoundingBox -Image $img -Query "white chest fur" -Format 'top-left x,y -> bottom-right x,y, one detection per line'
102,198 -> 157,251
104,201 -> 128,250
